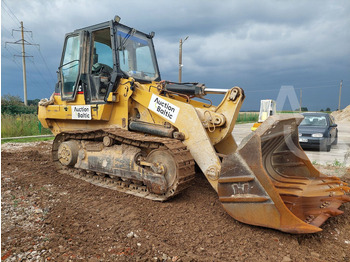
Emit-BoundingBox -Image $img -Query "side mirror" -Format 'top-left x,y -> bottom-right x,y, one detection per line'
330,123 -> 337,127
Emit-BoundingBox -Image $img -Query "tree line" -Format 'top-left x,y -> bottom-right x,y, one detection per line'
1,95 -> 39,115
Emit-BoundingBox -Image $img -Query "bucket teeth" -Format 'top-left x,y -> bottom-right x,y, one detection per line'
317,180 -> 343,186
218,114 -> 350,233
306,207 -> 344,217
326,186 -> 350,193
321,195 -> 350,202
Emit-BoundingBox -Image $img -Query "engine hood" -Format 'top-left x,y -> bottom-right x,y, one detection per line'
298,125 -> 327,134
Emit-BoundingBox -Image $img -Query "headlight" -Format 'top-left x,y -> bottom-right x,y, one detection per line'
312,133 -> 323,138
299,133 -> 302,137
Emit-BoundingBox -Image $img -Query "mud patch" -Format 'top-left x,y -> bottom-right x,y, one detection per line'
2,142 -> 350,261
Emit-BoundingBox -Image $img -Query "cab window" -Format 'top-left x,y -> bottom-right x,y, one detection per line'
61,35 -> 80,99
117,28 -> 159,82
90,28 -> 113,101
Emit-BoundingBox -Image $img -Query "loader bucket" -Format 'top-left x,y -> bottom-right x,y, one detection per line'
218,114 -> 350,233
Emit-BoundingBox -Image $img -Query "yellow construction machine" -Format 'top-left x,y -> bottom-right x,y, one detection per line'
38,17 -> 349,233
251,99 -> 276,131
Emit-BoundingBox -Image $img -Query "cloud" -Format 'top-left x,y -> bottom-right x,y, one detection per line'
1,0 -> 349,110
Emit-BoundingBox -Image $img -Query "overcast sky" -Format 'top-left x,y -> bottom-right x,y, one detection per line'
1,0 -> 349,111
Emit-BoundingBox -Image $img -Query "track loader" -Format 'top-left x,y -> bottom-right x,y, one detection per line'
38,17 -> 349,233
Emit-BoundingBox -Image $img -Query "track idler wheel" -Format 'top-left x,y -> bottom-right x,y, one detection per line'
57,140 -> 80,166
146,149 -> 179,194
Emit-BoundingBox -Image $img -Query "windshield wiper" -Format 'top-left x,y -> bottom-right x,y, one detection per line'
59,59 -> 79,69
119,28 -> 136,50
118,28 -> 136,66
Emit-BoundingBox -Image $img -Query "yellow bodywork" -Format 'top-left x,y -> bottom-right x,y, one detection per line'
251,122 -> 261,131
39,78 -> 244,191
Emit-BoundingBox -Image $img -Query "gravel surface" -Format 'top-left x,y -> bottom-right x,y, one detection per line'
1,141 -> 350,261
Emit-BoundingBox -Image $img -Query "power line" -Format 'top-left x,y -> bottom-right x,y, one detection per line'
4,43 -> 21,55
4,45 -> 22,64
2,6 -> 57,84
3,51 -> 22,70
1,26 -> 16,41
22,27 -> 56,82
2,0 -> 56,93
5,21 -> 39,106
1,0 -> 20,24
245,84 -> 339,93
240,79 -> 348,92
33,46 -> 56,82
25,72 -> 50,96
4,51 -> 51,97
4,51 -> 51,96
28,59 -> 53,91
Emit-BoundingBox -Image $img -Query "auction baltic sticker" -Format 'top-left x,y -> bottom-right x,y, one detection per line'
72,105 -> 92,120
148,94 -> 180,123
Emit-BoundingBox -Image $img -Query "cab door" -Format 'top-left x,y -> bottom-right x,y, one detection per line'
87,27 -> 114,102
59,31 -> 87,102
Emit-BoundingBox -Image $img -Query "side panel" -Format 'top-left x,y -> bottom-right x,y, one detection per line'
39,78 -> 133,134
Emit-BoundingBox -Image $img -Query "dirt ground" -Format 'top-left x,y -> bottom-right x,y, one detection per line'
1,141 -> 350,262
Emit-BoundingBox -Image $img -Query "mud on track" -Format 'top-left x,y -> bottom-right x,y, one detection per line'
1,141 -> 350,261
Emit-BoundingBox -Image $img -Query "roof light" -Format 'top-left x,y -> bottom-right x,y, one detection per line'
114,15 -> 121,23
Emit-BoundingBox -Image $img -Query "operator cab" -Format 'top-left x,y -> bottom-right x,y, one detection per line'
56,17 -> 161,103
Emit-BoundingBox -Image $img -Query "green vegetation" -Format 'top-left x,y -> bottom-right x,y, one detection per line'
234,110 -> 316,124
294,107 -> 309,112
1,136 -> 54,144
1,94 -> 39,115
1,94 -> 52,140
320,108 -> 332,113
237,112 -> 259,123
1,114 -> 52,138
277,111 -> 296,114
332,159 -> 344,167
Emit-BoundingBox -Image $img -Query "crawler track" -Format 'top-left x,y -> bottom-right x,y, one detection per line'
53,128 -> 196,201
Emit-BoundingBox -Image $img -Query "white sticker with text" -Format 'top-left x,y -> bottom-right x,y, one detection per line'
72,105 -> 91,120
148,94 -> 180,123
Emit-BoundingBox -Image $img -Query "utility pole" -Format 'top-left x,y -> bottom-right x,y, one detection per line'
338,80 -> 343,111
178,36 -> 189,83
5,21 -> 39,106
299,88 -> 302,112
20,22 -> 28,106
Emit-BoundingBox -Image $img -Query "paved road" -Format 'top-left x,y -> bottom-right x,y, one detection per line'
232,121 -> 350,167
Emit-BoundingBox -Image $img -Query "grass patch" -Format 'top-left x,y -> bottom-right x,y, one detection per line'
332,159 -> 344,167
1,136 -> 54,144
1,114 -> 52,138
236,112 -> 259,123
